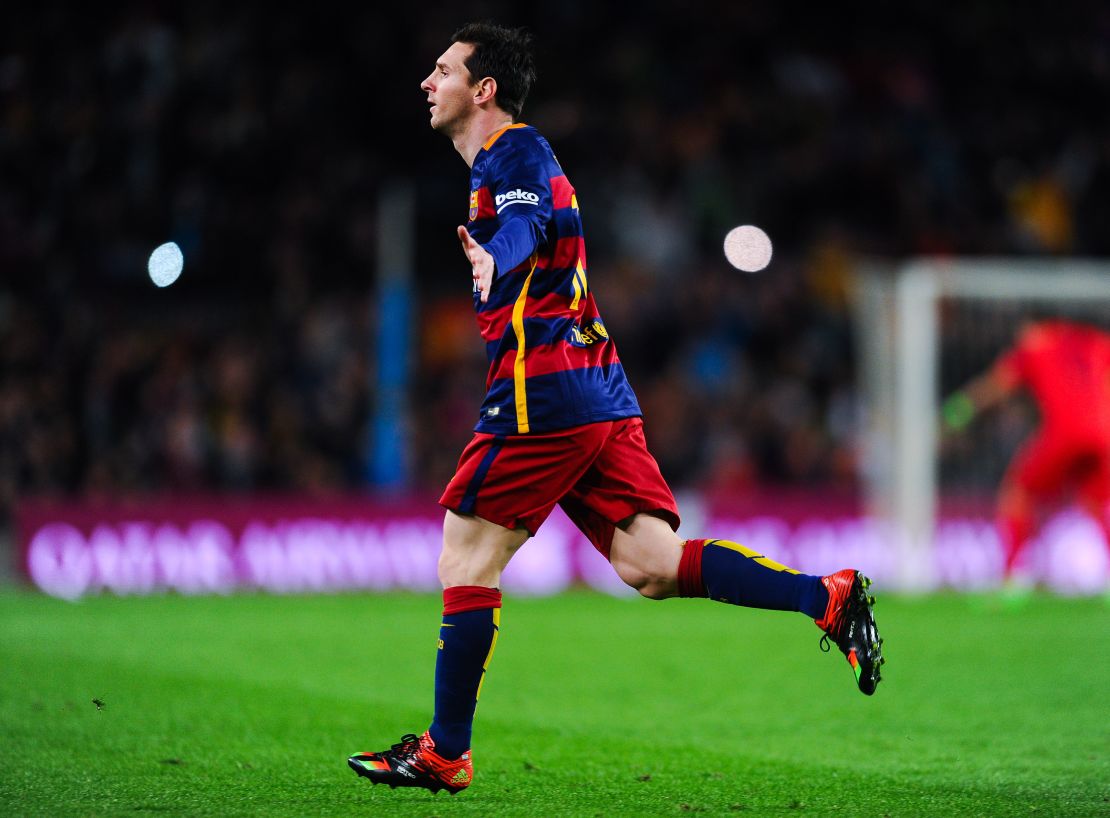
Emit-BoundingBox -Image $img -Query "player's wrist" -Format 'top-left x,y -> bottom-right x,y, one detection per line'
480,242 -> 501,279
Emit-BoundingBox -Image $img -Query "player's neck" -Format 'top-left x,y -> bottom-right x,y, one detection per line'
454,113 -> 514,168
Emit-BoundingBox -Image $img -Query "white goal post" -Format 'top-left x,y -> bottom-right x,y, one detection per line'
854,258 -> 1110,590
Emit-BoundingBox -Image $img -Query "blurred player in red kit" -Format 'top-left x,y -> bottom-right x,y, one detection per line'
944,318 -> 1110,582
346,22 -> 883,795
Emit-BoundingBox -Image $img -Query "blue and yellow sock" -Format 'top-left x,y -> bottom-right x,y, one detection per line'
427,586 -> 501,761
677,539 -> 828,619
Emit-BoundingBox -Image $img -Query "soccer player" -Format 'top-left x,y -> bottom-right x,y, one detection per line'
347,23 -> 883,795
943,318 -> 1110,583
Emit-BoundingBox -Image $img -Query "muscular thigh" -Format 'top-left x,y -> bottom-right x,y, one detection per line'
559,417 -> 680,558
439,510 -> 530,589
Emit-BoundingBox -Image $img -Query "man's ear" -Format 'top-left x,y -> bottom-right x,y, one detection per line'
474,76 -> 498,106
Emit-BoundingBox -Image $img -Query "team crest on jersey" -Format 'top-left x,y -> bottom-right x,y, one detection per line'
569,320 -> 610,347
469,190 -> 479,221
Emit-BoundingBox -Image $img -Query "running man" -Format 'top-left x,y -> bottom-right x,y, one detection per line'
943,318 -> 1110,581
348,22 -> 883,795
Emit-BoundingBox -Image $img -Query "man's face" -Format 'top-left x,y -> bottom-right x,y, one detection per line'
420,41 -> 478,136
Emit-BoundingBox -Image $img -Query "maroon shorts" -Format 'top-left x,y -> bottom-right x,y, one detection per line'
439,417 -> 680,558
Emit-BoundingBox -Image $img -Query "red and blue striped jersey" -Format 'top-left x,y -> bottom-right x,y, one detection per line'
465,124 -> 641,435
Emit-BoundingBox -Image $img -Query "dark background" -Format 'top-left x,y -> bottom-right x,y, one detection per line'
3,1 -> 1109,526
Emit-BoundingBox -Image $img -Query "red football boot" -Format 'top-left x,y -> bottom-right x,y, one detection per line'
348,731 -> 473,794
816,569 -> 884,695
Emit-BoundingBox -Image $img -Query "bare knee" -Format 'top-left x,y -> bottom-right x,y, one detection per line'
614,563 -> 676,600
609,514 -> 683,600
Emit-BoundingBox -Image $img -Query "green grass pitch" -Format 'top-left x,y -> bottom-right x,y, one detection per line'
1,588 -> 1107,816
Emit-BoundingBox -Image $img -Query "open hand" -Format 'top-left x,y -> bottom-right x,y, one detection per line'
458,226 -> 495,303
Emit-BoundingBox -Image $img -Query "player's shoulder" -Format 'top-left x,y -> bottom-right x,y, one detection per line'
1018,320 -> 1062,352
1028,319 -> 1100,349
486,123 -> 556,166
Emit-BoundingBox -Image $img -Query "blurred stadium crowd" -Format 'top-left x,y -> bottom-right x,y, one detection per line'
3,2 -> 1110,525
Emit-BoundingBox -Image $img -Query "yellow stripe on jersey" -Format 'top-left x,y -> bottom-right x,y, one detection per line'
708,539 -> 801,574
475,608 -> 501,701
511,254 -> 539,433
568,258 -> 588,312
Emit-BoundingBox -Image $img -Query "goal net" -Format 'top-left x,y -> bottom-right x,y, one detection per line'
855,259 -> 1110,592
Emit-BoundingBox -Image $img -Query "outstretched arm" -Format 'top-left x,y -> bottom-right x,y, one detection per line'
942,368 -> 1016,431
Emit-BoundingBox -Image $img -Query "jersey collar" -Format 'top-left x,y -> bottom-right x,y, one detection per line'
482,122 -> 529,152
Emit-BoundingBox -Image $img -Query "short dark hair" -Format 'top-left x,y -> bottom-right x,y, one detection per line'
451,22 -> 535,121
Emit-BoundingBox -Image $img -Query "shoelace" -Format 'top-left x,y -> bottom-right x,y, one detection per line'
385,734 -> 422,759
